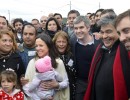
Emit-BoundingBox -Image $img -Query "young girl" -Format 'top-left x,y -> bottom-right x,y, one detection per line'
0,68 -> 26,100
23,55 -> 63,100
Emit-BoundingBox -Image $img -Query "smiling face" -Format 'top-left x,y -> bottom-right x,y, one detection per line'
100,24 -> 119,49
74,21 -> 90,41
116,16 -> 130,51
0,34 -> 13,54
55,36 -> 67,54
35,38 -> 49,58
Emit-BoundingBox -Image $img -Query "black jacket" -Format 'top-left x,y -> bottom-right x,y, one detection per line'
0,52 -> 25,81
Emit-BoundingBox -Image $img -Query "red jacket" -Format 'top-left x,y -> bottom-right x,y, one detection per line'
0,89 -> 24,100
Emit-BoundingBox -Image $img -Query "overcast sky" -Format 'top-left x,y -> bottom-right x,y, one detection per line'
1,0 -> 130,22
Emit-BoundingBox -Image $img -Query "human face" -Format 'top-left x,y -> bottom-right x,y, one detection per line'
95,11 -> 102,23
55,36 -> 67,54
47,20 -> 57,32
86,13 -> 91,19
100,24 -> 119,49
23,25 -> 36,48
40,16 -> 48,29
1,76 -> 15,94
54,15 -> 62,25
74,21 -> 90,41
68,13 -> 77,28
116,16 -> 130,51
90,15 -> 96,25
31,20 -> 40,30
14,22 -> 23,33
48,13 -> 53,18
0,34 -> 13,54
0,17 -> 8,30
35,38 -> 49,58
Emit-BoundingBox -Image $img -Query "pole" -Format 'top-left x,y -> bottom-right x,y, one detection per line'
8,10 -> 10,22
70,1 -> 71,10
99,2 -> 100,9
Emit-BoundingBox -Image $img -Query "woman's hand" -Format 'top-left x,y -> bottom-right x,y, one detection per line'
20,77 -> 29,86
40,79 -> 59,90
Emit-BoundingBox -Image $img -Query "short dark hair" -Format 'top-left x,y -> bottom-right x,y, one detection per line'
95,9 -> 104,15
89,13 -> 95,19
53,13 -> 62,19
22,23 -> 37,35
13,18 -> 24,27
31,18 -> 40,23
67,9 -> 80,17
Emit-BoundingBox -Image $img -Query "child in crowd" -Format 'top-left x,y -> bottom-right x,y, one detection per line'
23,56 -> 63,100
0,68 -> 26,100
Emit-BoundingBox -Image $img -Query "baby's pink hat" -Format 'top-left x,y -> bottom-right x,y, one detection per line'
35,56 -> 52,73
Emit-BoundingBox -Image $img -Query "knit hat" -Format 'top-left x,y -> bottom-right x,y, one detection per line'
35,56 -> 52,73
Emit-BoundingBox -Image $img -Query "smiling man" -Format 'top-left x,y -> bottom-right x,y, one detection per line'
71,16 -> 100,100
115,9 -> 130,51
84,15 -> 130,100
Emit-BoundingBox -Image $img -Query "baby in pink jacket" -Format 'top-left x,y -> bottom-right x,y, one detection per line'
23,56 -> 63,100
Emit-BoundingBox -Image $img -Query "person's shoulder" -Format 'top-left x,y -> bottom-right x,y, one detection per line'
29,57 -> 37,63
10,52 -> 21,59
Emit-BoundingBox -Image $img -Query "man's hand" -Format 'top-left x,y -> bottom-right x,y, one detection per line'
93,32 -> 102,40
20,77 -> 29,86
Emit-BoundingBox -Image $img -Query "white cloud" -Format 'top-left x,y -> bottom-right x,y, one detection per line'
1,0 -> 130,22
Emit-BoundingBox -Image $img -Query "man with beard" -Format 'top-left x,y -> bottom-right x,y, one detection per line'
115,9 -> 130,52
13,18 -> 24,44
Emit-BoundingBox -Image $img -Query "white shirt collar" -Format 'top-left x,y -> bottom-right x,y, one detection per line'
77,38 -> 94,46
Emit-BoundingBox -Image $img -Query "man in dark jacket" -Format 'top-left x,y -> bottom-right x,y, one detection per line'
84,15 -> 130,100
18,23 -> 36,69
71,16 -> 100,100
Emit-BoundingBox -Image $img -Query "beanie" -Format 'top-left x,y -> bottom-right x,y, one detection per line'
35,56 -> 52,73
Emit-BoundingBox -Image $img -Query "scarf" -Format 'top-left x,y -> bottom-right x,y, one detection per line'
84,42 -> 130,100
0,51 -> 13,60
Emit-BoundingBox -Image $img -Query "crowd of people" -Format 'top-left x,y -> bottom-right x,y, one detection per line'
0,8 -> 130,100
